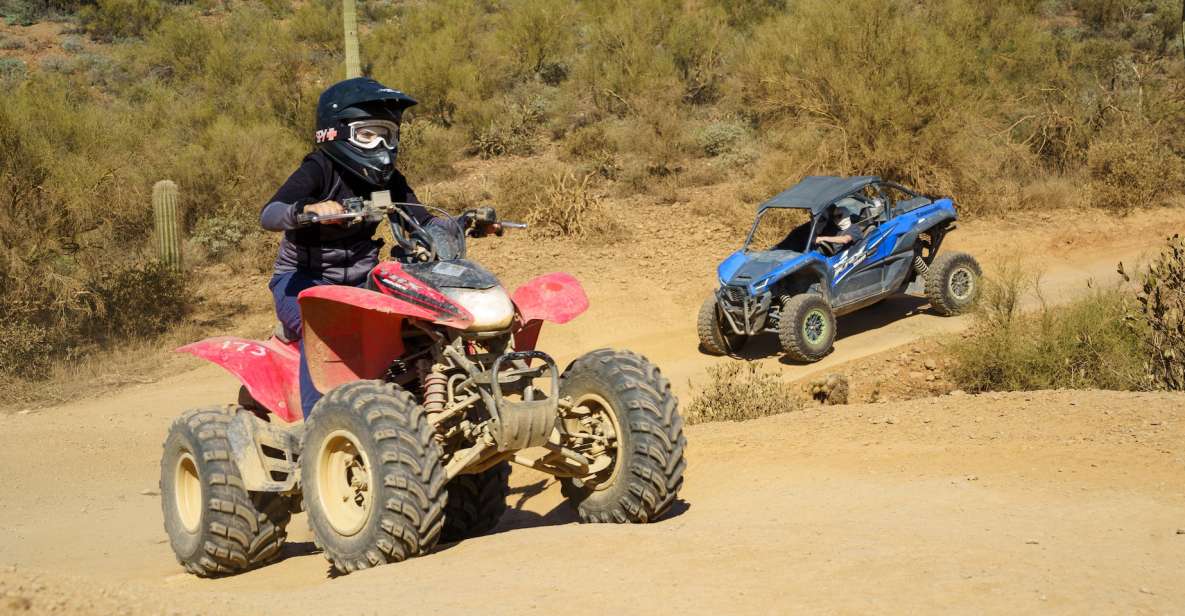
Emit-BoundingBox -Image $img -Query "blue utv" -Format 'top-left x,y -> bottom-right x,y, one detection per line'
698,175 -> 982,362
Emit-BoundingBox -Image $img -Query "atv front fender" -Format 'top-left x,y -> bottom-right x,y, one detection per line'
511,273 -> 589,351
298,285 -> 471,394
176,337 -> 302,423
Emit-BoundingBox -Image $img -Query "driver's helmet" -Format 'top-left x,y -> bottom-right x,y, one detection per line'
314,78 -> 417,187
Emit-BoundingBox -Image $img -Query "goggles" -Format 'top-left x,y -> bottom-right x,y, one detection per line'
347,120 -> 400,150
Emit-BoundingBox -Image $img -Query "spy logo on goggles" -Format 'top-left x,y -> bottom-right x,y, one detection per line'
314,128 -> 339,143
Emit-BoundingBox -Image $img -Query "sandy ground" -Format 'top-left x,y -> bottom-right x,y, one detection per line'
1,206 -> 1183,614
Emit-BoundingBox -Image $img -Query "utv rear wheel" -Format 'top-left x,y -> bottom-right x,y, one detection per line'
302,381 -> 446,575
697,296 -> 747,355
559,349 -> 686,523
925,252 -> 982,316
160,406 -> 291,577
441,462 -> 510,542
778,294 -> 836,363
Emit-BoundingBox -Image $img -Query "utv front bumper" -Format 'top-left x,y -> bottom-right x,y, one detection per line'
715,286 -> 773,336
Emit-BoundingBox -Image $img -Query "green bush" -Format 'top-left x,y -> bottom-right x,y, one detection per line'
1124,235 -> 1185,390
1087,130 -> 1183,213
687,361 -> 803,423
948,262 -> 1151,392
79,0 -> 168,42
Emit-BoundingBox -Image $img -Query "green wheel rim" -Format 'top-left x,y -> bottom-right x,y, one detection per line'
802,309 -> 828,345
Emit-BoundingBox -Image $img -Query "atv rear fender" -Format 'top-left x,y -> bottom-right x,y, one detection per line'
889,199 -> 957,260
511,273 -> 589,352
176,337 -> 302,423
298,285 -> 473,394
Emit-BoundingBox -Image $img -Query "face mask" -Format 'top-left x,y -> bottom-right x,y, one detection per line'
835,216 -> 851,231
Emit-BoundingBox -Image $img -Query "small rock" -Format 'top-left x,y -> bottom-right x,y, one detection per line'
139,489 -> 158,496
925,374 -> 935,382
923,359 -> 937,371
912,347 -> 923,354
1175,528 -> 1184,535
3,596 -> 31,611
1139,587 -> 1154,595
1025,539 -> 1040,545
965,475 -> 978,481
884,416 -> 897,425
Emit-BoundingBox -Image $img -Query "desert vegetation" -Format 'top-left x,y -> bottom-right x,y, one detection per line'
1,0 -> 1183,388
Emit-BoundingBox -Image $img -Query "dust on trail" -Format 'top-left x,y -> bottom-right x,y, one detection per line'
1,210 -> 1183,614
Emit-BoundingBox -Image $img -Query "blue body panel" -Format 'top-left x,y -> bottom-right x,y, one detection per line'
717,198 -> 957,307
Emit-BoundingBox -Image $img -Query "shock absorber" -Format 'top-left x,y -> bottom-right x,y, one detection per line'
419,361 -> 447,414
913,255 -> 930,276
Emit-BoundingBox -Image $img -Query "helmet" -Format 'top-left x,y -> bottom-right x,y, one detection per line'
314,78 -> 418,187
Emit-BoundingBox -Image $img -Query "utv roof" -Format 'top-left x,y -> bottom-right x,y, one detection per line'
758,175 -> 881,215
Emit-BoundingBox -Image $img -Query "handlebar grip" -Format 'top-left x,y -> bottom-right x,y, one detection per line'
296,212 -> 317,225
501,221 -> 528,230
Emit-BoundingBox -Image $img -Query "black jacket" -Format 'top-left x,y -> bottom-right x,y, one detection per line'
260,151 -> 431,285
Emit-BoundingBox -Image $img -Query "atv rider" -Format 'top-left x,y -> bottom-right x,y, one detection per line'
260,78 -> 479,418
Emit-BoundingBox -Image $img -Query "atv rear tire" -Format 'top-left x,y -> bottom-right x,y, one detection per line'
697,296 -> 747,355
925,251 -> 981,316
441,462 -> 510,542
559,349 -> 686,523
778,294 -> 836,362
302,381 -> 446,575
161,406 -> 291,577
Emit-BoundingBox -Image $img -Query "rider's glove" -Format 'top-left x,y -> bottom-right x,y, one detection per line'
462,206 -> 498,238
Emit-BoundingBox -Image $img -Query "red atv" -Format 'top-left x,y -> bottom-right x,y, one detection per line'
159,193 -> 687,576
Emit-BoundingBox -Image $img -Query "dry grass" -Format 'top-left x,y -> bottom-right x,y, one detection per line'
686,361 -> 804,424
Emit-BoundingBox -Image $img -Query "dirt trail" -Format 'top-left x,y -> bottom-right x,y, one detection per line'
1,388 -> 1182,614
1,209 -> 1183,614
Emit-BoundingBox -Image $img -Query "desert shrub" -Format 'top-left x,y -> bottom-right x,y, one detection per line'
0,35 -> 25,49
562,124 -> 619,179
472,95 -> 548,158
492,0 -> 577,83
288,0 -> 340,49
526,170 -> 620,239
79,0 -> 168,42
398,120 -> 463,184
0,57 -> 26,81
1087,130 -> 1183,213
696,120 -> 749,158
191,214 -> 250,258
948,263 -> 1150,392
686,361 -> 803,423
1123,235 -> 1185,390
1,0 -> 86,24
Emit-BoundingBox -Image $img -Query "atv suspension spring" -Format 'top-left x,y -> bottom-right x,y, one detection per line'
913,255 -> 930,276
422,365 -> 447,414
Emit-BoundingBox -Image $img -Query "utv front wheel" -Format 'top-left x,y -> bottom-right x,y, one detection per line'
925,252 -> 982,316
161,406 -> 291,577
559,349 -> 686,523
697,296 -> 747,355
778,294 -> 836,362
302,381 -> 446,574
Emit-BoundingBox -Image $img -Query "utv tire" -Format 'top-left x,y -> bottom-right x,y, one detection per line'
559,349 -> 686,523
302,381 -> 446,575
925,251 -> 982,316
161,406 -> 291,577
697,296 -> 747,355
778,294 -> 836,363
441,462 -> 510,542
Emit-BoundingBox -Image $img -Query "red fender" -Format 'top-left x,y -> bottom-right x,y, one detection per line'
176,336 -> 302,423
298,285 -> 473,394
511,272 -> 589,352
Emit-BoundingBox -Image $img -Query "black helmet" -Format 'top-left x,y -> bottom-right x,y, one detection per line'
314,77 -> 418,187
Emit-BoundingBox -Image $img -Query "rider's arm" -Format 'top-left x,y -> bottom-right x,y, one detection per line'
260,157 -> 325,231
815,234 -> 854,245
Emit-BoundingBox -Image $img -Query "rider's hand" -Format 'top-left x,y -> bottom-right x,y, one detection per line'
303,200 -> 345,225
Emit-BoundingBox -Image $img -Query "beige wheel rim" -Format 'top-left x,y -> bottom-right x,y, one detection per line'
570,393 -> 624,492
316,429 -> 373,536
174,452 -> 202,533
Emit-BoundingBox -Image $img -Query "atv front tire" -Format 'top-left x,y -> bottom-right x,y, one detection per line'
441,461 -> 510,542
778,294 -> 836,362
302,381 -> 446,574
559,349 -> 686,523
697,296 -> 747,355
161,406 -> 291,577
925,251 -> 982,316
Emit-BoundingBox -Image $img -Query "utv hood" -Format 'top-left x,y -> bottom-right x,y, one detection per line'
718,249 -> 818,293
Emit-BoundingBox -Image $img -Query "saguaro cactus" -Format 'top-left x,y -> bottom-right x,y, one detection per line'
343,0 -> 360,79
153,180 -> 182,270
